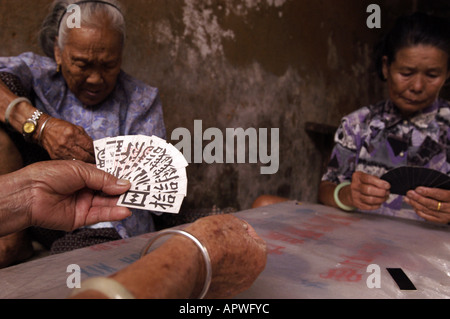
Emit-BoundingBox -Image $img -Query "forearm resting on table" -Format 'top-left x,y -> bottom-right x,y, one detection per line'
71,235 -> 205,299
319,180 -> 354,210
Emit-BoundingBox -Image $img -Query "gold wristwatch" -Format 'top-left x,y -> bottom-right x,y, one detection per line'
22,110 -> 43,141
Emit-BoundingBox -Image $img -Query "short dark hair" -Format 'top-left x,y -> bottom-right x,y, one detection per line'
374,12 -> 450,81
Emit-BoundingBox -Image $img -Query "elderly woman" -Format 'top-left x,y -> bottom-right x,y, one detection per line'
319,13 -> 450,224
0,0 -> 165,266
253,13 -> 450,225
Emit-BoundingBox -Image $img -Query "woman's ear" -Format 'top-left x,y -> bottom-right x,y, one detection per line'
54,38 -> 62,66
381,56 -> 389,81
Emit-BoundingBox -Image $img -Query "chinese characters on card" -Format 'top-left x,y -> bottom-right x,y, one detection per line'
94,135 -> 188,214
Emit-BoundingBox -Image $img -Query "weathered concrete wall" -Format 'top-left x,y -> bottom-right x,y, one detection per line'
121,0 -> 410,210
1,0 -> 434,213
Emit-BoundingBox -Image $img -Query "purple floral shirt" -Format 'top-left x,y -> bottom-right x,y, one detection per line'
322,98 -> 450,221
0,52 -> 166,238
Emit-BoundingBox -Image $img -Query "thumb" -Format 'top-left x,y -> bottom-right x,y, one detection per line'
100,177 -> 131,196
77,163 -> 131,195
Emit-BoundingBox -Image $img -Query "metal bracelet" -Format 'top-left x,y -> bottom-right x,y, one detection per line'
141,229 -> 212,299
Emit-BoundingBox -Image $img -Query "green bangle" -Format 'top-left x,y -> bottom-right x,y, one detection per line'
334,181 -> 356,211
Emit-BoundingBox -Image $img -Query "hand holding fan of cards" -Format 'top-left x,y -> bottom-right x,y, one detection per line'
94,135 -> 188,214
380,166 -> 450,195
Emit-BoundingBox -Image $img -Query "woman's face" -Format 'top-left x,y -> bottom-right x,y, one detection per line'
54,26 -> 123,107
382,45 -> 449,116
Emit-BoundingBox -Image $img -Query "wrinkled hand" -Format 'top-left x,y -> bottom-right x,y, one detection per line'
405,187 -> 450,224
40,117 -> 95,163
350,171 -> 391,210
185,214 -> 267,298
26,160 -> 131,231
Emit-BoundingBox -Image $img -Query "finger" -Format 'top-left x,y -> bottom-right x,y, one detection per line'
65,146 -> 94,163
352,173 -> 390,200
358,184 -> 390,198
406,189 -> 442,212
74,148 -> 95,163
404,193 -> 450,224
365,178 -> 390,190
83,206 -> 132,227
91,195 -> 122,207
356,171 -> 390,190
352,184 -> 389,207
351,188 -> 389,210
73,161 -> 131,195
85,153 -> 95,163
414,187 -> 449,202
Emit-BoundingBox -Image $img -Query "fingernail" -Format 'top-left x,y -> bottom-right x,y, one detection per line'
117,179 -> 131,186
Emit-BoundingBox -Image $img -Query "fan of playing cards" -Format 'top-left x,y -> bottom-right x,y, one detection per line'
380,166 -> 450,195
94,135 -> 188,214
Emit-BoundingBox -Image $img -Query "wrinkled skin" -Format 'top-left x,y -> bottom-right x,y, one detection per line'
185,214 -> 267,298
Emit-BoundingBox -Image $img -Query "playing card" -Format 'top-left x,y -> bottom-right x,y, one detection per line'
94,137 -> 107,170
381,166 -> 450,195
380,168 -> 408,195
419,167 -> 439,188
427,170 -> 450,190
117,192 -> 185,214
94,135 -> 188,214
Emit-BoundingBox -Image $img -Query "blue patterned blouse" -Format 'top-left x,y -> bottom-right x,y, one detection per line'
0,52 -> 166,238
322,98 -> 450,221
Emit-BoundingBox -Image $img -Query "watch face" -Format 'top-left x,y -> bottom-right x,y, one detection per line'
23,121 -> 36,134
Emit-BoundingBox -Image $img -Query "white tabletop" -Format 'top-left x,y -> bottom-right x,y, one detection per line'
1,201 -> 449,299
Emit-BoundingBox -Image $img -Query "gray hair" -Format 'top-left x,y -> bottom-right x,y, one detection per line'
39,0 -> 126,59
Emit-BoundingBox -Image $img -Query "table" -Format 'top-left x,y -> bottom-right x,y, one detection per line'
1,201 -> 449,299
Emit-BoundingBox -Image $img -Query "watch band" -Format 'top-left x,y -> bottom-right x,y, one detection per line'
30,110 -> 43,122
22,110 -> 43,141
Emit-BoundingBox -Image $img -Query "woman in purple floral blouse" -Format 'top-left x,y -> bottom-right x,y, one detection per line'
319,13 -> 450,225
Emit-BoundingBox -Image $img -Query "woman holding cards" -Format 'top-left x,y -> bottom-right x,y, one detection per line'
0,0 -> 165,266
319,13 -> 450,224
